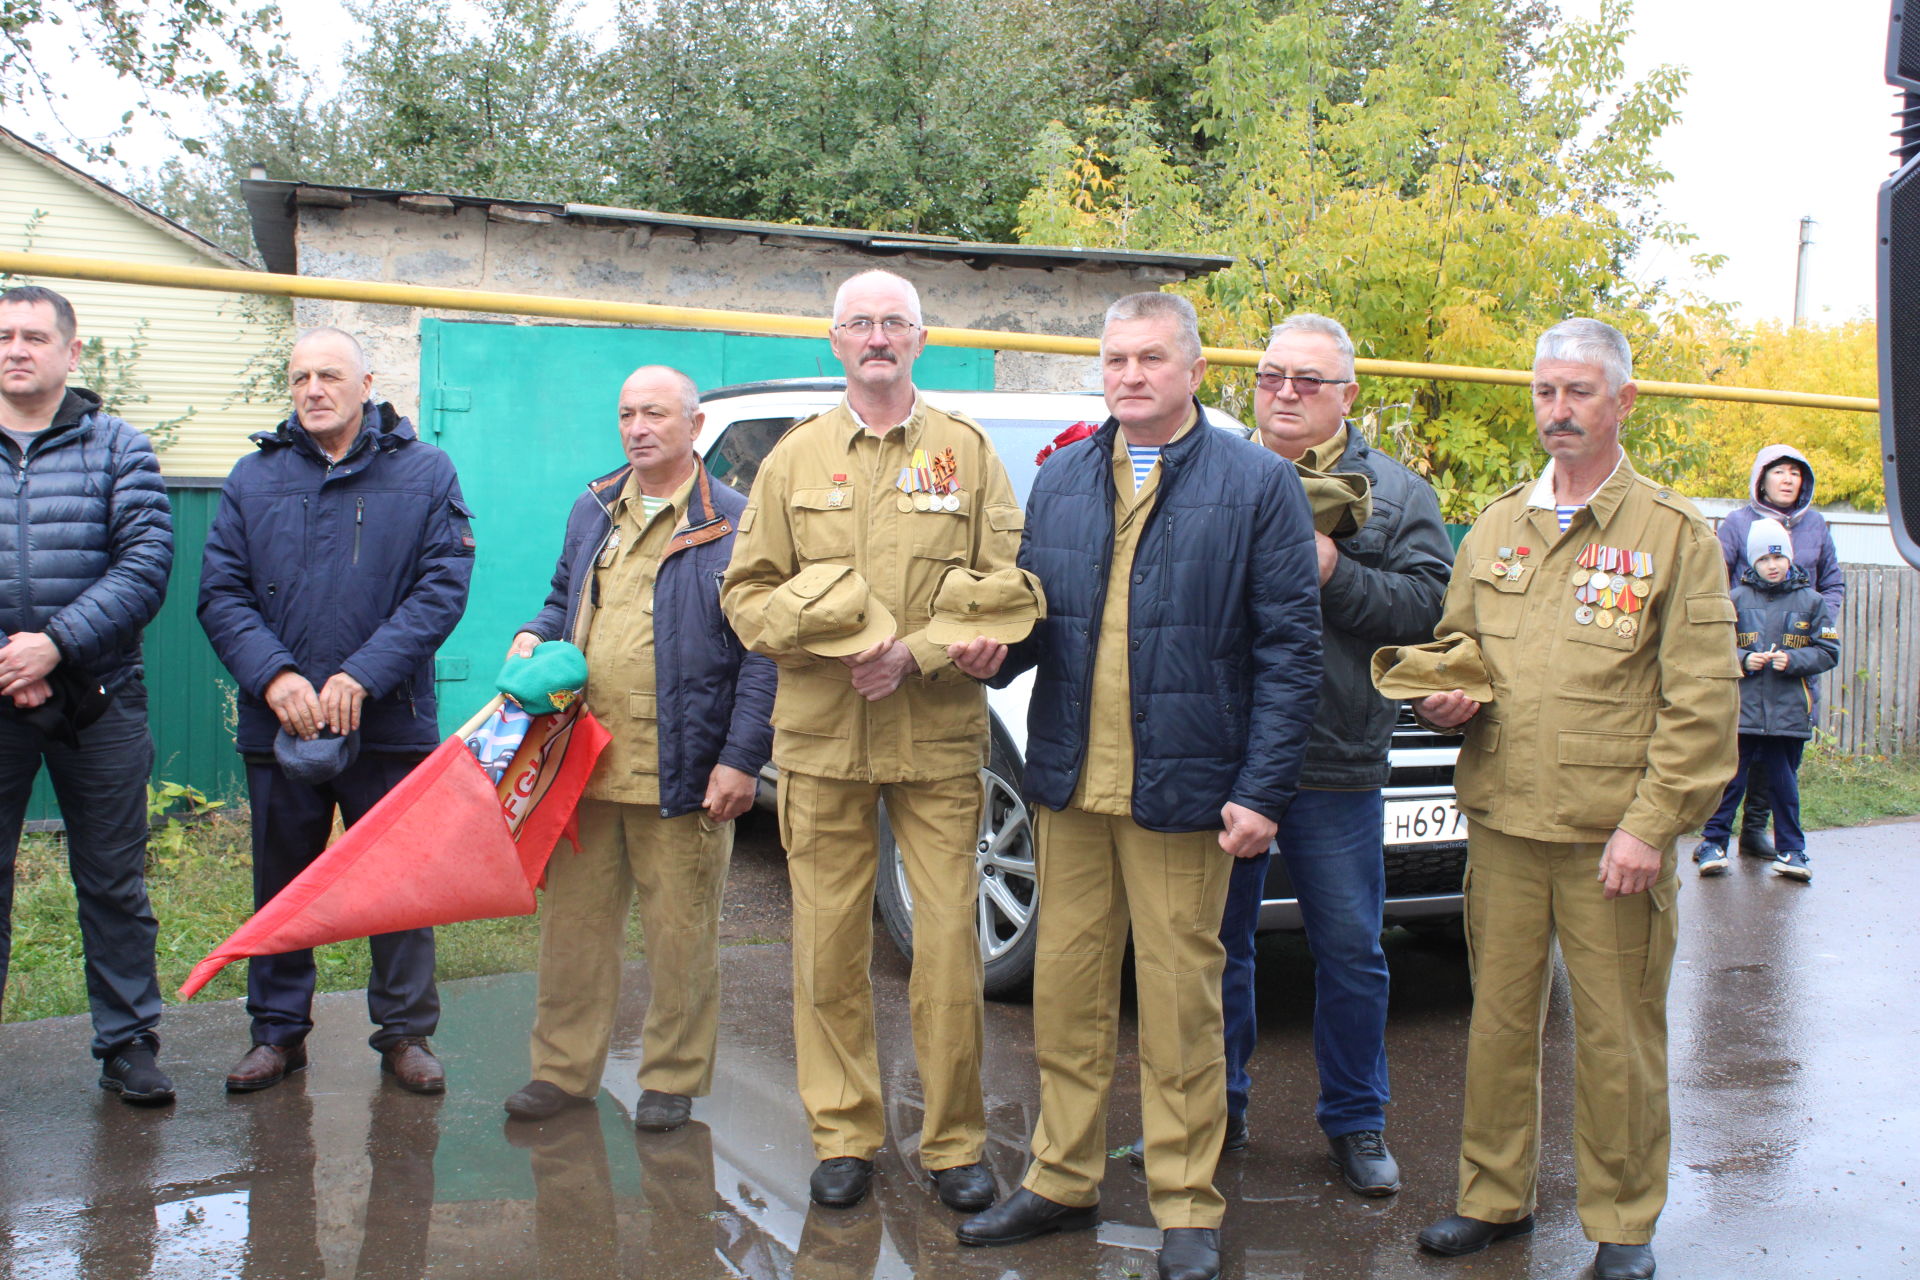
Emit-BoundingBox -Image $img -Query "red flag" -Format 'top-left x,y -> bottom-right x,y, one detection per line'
496,701 -> 613,887
178,738 -> 535,999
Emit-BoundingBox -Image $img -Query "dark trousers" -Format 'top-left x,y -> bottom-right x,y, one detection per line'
1221,787 -> 1391,1137
1704,735 -> 1806,855
244,753 -> 438,1051
1741,766 -> 1774,837
0,682 -> 160,1058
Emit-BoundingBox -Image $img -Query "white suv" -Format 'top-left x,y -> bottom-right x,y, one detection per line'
698,379 -> 1465,996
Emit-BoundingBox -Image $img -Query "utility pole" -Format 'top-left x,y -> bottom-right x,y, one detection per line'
1792,216 -> 1815,324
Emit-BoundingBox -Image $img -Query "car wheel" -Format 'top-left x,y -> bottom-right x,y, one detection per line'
875,727 -> 1037,1000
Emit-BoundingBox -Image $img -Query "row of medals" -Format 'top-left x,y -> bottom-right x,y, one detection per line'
895,447 -> 963,513
1570,544 -> 1650,639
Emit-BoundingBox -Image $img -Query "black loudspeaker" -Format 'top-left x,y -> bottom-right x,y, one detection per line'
1880,0 -> 1920,566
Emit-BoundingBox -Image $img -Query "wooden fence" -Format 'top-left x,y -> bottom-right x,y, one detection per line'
1823,565 -> 1920,756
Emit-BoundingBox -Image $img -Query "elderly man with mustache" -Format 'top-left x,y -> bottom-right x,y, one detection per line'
1392,318 -> 1739,1280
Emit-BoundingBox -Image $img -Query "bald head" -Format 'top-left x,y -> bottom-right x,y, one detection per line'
618,365 -> 704,495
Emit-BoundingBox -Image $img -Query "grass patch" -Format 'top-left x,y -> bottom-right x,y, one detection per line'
2,808 -> 652,1025
1798,745 -> 1920,831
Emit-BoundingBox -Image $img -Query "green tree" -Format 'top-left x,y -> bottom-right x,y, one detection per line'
1019,0 -> 1731,520
1,0 -> 287,160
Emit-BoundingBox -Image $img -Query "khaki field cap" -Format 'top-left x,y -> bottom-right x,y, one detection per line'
767,563 -> 897,657
925,566 -> 1045,645
1370,632 -> 1495,703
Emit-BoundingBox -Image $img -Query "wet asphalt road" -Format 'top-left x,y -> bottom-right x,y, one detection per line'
2,815 -> 1916,1279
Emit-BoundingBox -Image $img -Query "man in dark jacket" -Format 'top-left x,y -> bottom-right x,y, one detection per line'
0,285 -> 174,1104
952,293 -> 1322,1280
500,365 -> 774,1131
200,327 -> 473,1094
1156,313 -> 1451,1195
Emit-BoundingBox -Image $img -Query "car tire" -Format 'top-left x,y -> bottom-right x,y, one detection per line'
875,723 -> 1037,1000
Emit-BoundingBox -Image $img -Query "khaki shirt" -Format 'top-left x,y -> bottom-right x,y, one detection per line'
579,471 -> 693,803
1071,410 -> 1195,814
1436,455 -> 1739,847
722,396 -> 1022,782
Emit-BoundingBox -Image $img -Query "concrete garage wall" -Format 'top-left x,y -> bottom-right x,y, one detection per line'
278,198 -> 1203,416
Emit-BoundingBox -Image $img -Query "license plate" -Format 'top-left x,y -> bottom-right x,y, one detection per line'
1384,797 -> 1466,846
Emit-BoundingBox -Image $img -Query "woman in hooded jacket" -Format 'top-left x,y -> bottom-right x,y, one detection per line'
1714,444 -> 1844,860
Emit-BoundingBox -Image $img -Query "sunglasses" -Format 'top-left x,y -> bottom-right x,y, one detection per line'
1253,371 -> 1352,396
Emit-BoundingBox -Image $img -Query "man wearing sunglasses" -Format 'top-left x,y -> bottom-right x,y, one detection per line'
1229,314 -> 1452,1192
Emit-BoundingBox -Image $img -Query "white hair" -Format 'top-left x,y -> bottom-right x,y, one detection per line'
1103,292 -> 1203,363
832,269 -> 923,325
1534,318 -> 1633,393
626,364 -> 701,418
1268,313 -> 1356,378
292,326 -> 371,380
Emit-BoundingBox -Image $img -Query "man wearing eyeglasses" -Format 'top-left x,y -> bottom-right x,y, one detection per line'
722,269 -> 1024,1214
1226,314 -> 1452,1192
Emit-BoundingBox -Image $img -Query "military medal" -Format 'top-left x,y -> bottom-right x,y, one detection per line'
1594,608 -> 1615,629
1491,558 -> 1509,576
1617,617 -> 1638,639
1588,569 -> 1609,589
828,472 -> 848,508
942,493 -> 960,512
896,494 -> 914,513
1574,605 -> 1595,625
913,491 -> 932,511
1572,568 -> 1592,586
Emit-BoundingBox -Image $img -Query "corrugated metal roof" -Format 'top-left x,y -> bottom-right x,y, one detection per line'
240,178 -> 1235,279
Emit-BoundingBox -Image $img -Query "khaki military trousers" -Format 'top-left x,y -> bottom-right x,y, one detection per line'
529,800 -> 733,1099
1021,806 -> 1234,1229
1457,820 -> 1679,1244
779,770 -> 987,1169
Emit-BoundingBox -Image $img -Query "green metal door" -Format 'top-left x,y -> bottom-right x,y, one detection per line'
418,320 -> 992,730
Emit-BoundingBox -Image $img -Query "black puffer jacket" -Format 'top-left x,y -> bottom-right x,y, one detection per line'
1301,429 -> 1453,788
995,404 -> 1323,831
0,388 -> 173,692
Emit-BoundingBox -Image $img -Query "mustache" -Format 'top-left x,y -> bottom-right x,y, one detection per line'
1542,419 -> 1584,436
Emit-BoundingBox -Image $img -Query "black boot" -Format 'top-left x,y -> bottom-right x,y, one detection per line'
1739,778 -> 1777,859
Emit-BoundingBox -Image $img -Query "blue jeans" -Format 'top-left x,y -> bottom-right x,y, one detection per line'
1703,735 -> 1806,854
0,682 -> 160,1058
1222,787 -> 1390,1137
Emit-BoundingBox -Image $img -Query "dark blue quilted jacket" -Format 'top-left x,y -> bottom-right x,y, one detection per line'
0,388 -> 173,692
523,464 -> 775,819
994,405 -> 1324,831
198,403 -> 474,754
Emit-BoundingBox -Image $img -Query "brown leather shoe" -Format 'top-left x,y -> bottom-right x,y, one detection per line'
380,1037 -> 446,1094
225,1042 -> 308,1093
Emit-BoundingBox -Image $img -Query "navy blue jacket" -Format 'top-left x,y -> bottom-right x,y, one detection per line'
0,388 -> 172,693
1731,564 -> 1840,739
995,405 -> 1323,831
522,464 -> 774,819
198,403 -> 474,754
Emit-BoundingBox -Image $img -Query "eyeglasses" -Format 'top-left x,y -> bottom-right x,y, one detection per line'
834,318 -> 920,337
1253,371 -> 1351,395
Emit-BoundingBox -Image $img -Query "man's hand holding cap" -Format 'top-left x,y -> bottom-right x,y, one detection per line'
924,566 -> 1045,646
766,564 -> 897,657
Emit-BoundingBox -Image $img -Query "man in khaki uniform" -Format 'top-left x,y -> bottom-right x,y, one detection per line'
1396,319 -> 1739,1280
951,293 -> 1322,1280
721,270 -> 1023,1212
501,365 -> 774,1132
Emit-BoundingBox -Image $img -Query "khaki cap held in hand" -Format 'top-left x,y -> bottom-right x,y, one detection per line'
1369,632 -> 1495,703
767,563 -> 897,658
925,566 -> 1046,646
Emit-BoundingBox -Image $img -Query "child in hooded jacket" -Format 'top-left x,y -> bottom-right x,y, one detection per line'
1694,518 -> 1839,882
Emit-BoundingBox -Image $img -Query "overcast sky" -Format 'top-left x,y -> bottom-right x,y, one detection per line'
8,0 -> 1902,327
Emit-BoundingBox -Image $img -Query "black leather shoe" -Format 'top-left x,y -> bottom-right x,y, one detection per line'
503,1080 -> 595,1121
1327,1130 -> 1401,1196
99,1045 -> 175,1106
1158,1227 -> 1220,1280
809,1157 -> 874,1208
226,1041 -> 308,1093
1416,1213 -> 1534,1257
1738,829 -> 1778,860
956,1187 -> 1098,1245
1595,1242 -> 1657,1279
632,1089 -> 692,1132
1125,1112 -> 1250,1167
930,1161 -> 997,1212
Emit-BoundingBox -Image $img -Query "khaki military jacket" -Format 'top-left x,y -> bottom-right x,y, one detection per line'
722,396 -> 1022,782
1437,455 -> 1739,847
